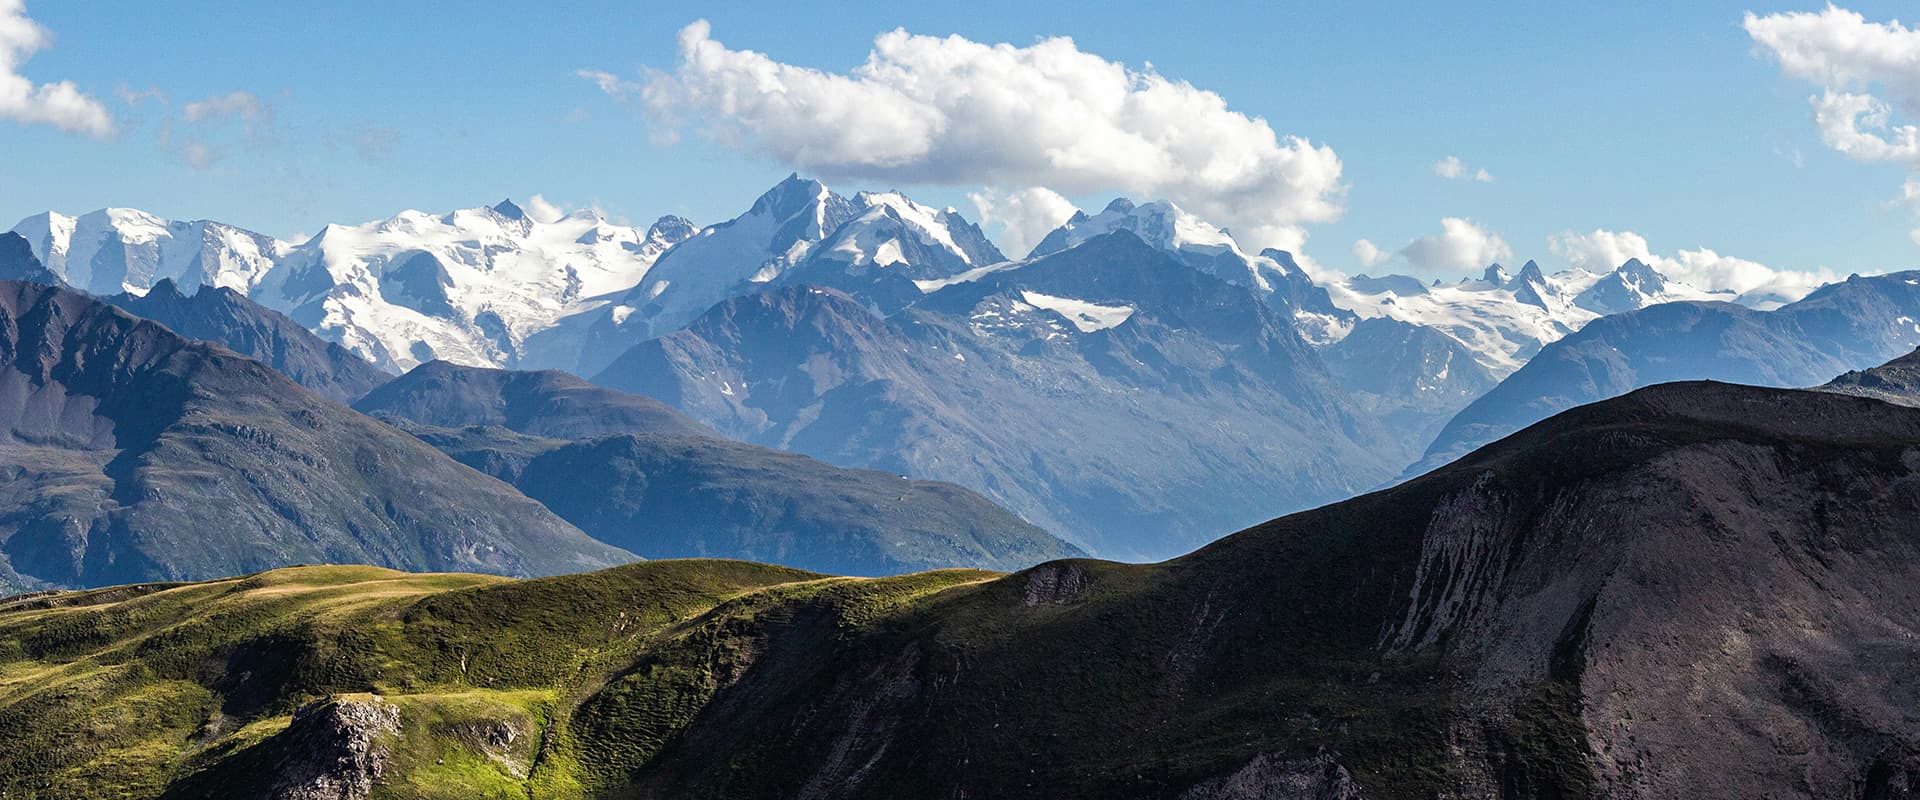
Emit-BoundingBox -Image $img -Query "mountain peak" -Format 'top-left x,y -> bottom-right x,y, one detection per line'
749,174 -> 832,220
491,199 -> 527,221
1482,263 -> 1510,286
1102,197 -> 1137,214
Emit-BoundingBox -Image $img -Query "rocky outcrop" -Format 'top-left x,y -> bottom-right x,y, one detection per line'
269,695 -> 400,800
1180,753 -> 1362,800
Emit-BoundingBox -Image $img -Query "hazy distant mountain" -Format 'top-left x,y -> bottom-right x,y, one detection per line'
103,278 -> 389,404
1415,271 -> 1920,474
1322,316 -> 1500,453
360,360 -> 1077,575
354,360 -> 713,440
0,281 -> 631,591
597,231 -> 1405,559
401,422 -> 1081,576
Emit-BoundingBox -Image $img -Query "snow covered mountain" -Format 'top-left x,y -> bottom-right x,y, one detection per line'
553,175 -> 1005,375
11,209 -> 284,296
1026,198 -> 1355,342
253,202 -> 696,370
1324,258 -> 1727,374
10,202 -> 697,372
595,230 -> 1407,559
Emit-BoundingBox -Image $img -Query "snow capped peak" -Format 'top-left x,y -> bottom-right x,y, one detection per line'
1258,249 -> 1303,277
491,198 -> 527,221
1515,259 -> 1546,285
9,208 -> 279,296
1570,257 -> 1714,316
645,214 -> 696,241
1481,263 -> 1510,286
1026,197 -> 1298,299
748,173 -> 835,221
618,175 -> 860,339
1031,197 -> 1236,261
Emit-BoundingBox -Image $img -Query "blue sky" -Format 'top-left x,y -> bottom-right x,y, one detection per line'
3,1 -> 1917,283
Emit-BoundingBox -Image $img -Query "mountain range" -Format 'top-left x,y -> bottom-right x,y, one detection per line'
4,178 -> 1876,560
1416,271 -> 1920,474
4,379 -> 1916,797
595,231 -> 1404,558
0,241 -> 1078,583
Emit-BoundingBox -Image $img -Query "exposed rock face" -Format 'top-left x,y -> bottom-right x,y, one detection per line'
1820,346 -> 1920,407
1021,561 -> 1092,605
1180,753 -> 1362,800
269,696 -> 400,800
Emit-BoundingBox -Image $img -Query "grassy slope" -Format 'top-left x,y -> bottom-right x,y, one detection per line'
0,561 -> 991,799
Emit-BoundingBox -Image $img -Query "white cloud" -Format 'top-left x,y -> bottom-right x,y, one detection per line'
1350,238 -> 1390,268
967,186 -> 1078,258
1550,227 -> 1842,303
1747,6 -> 1920,245
1547,228 -> 1654,272
0,0 -> 112,137
1399,217 -> 1511,271
525,194 -> 566,224
182,90 -> 262,123
1432,155 -> 1494,182
602,20 -> 1345,250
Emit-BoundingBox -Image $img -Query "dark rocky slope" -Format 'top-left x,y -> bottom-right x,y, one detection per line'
1820,346 -> 1920,407
3,381 -> 1914,797
0,281 -> 630,591
105,278 -> 391,404
0,233 -> 61,284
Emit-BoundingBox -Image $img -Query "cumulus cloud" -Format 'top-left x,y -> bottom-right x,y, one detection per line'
967,186 -> 1079,258
601,20 -> 1345,250
0,0 -> 112,137
1547,228 -> 1654,272
1433,155 -> 1494,182
1350,238 -> 1390,268
1399,217 -> 1511,271
1747,7 -> 1920,241
1549,227 -> 1842,304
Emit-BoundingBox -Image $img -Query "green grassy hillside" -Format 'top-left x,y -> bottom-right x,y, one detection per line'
0,561 -> 990,799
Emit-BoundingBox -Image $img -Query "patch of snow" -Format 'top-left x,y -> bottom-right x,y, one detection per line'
1019,290 -> 1135,333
